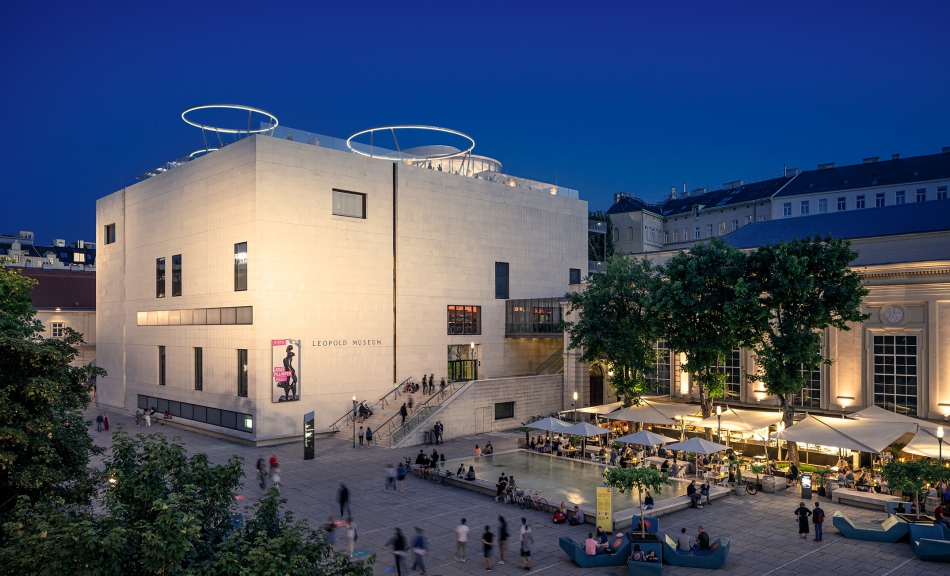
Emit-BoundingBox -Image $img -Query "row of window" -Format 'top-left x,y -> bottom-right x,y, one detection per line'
137,394 -> 253,433
158,346 -> 249,398
137,306 -> 253,326
618,216 -> 762,245
783,187 -> 948,217
156,242 -> 248,298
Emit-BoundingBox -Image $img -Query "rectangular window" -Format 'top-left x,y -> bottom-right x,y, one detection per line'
793,364 -> 821,408
783,203 -> 792,216
731,220 -> 739,231
105,224 -> 116,244
683,229 -> 689,241
800,201 -> 810,215
447,305 -> 482,335
837,197 -> 846,211
73,252 -> 85,263
652,341 -> 671,396
234,242 -> 248,291
613,229 -> 619,242
159,346 -> 166,386
494,401 -> 515,420
715,349 -> 742,400
939,187 -> 948,200
694,226 -> 700,239
706,224 -> 712,237
818,199 -> 827,213
569,268 -> 581,285
875,193 -> 885,207
237,349 -> 248,397
494,262 -> 509,299
137,395 -> 253,433
156,258 -> 166,298
332,189 -> 366,218
171,254 -> 182,297
917,188 -> 927,202
873,334 -> 918,416
194,347 -> 203,391
664,232 -> 669,243
856,195 -> 865,209
51,322 -> 65,338
673,230 -> 679,242
896,191 -> 905,205
719,222 -> 726,235
745,214 -> 753,224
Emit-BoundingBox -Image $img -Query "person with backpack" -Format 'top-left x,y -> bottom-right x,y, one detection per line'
366,426 -> 373,446
813,501 -> 825,541
629,543 -> 646,563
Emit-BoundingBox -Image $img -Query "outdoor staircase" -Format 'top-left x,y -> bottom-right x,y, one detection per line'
536,348 -> 564,375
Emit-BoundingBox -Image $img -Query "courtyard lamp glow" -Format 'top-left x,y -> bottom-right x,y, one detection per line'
573,391 -> 579,423
716,405 -> 722,445
352,394 -> 357,449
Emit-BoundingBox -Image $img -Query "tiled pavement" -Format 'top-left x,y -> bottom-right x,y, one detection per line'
87,407 -> 949,575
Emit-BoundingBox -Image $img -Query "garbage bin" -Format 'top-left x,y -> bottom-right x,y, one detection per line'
424,430 -> 431,444
801,473 -> 813,499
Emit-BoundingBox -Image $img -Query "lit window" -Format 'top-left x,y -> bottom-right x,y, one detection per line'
237,349 -> 248,397
895,191 -> 905,205
818,199 -> 827,213
332,189 -> 365,218
234,242 -> 247,291
719,222 -> 726,235
917,188 -> 927,202
447,305 -> 482,335
837,197 -> 846,211
856,195 -> 866,209
51,322 -> 65,338
73,252 -> 85,263
800,201 -> 809,215
783,203 -> 792,217
875,193 -> 885,207
745,214 -> 753,224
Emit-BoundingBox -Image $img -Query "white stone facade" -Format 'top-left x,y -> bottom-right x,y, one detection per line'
96,135 -> 586,443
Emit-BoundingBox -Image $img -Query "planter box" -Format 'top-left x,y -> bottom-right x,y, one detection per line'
826,480 -> 839,500
760,475 -> 787,493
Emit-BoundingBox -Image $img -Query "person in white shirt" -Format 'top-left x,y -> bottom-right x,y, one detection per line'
455,518 -> 470,562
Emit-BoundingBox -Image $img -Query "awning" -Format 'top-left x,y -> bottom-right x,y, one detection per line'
663,437 -> 729,454
696,408 -> 783,432
525,417 -> 573,433
571,401 -> 623,415
614,430 -> 678,446
561,422 -> 612,438
771,414 -> 917,453
903,425 -> 947,459
606,401 -> 699,426
849,404 -> 922,425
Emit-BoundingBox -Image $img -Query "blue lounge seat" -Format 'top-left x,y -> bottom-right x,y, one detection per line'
631,516 -> 660,534
559,533 -> 631,568
832,511 -> 908,543
661,535 -> 730,569
909,523 -> 950,562
885,501 -> 908,515
627,539 -> 663,575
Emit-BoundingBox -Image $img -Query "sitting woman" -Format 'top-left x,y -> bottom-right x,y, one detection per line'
643,491 -> 655,510
484,441 -> 494,455
464,466 -> 476,481
529,437 -> 537,451
630,544 -> 646,562
552,502 -> 568,524
660,459 -> 670,474
543,438 -> 552,453
456,463 -> 466,478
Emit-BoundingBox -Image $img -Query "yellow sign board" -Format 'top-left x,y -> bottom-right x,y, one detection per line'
596,486 -> 612,532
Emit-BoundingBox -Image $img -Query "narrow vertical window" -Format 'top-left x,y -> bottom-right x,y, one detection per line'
569,268 -> 581,285
104,224 -> 116,244
783,203 -> 792,216
237,349 -> 248,397
856,195 -> 866,209
194,347 -> 203,391
234,242 -> 248,291
800,201 -> 809,215
916,188 -> 927,202
895,191 -> 905,205
159,346 -> 166,386
939,187 -> 948,200
875,193 -> 885,207
818,199 -> 827,213
694,226 -> 700,239
494,262 -> 509,299
837,197 -> 846,210
156,258 -> 166,298
172,254 -> 182,297
706,224 -> 712,237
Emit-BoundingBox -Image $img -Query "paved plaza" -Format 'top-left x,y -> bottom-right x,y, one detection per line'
88,407 -> 949,575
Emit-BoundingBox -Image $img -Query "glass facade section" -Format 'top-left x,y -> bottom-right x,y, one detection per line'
172,254 -> 182,296
237,349 -> 248,397
332,189 -> 365,218
156,257 -> 165,298
505,298 -> 563,336
652,340 -> 671,396
234,242 -> 247,291
715,349 -> 741,400
873,334 -> 918,416
793,365 -> 821,408
447,305 -> 481,335
495,262 -> 509,299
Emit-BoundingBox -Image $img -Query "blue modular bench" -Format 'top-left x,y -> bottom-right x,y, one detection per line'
630,516 -> 660,534
661,535 -> 730,570
559,533 -> 631,568
832,511 -> 909,543
627,537 -> 663,575
885,501 -> 912,515
909,524 -> 950,562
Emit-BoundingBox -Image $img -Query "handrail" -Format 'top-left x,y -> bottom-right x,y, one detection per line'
385,380 -> 466,446
327,377 -> 412,432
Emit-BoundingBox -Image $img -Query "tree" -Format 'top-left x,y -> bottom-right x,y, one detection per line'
879,459 -> 942,520
0,429 -> 375,575
564,256 -> 663,406
588,210 -> 615,262
602,466 -> 670,538
0,264 -> 104,515
745,236 -> 869,465
655,239 -> 760,424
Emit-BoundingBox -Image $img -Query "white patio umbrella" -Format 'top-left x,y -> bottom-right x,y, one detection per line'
903,425 -> 945,459
525,417 -> 573,450
662,437 -> 729,454
561,422 -> 612,458
770,414 -> 916,454
607,401 -> 697,427
614,430 -> 677,447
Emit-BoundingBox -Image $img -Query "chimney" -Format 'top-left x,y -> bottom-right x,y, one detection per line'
863,157 -> 880,164
613,192 -> 628,203
817,162 -> 836,170
891,154 -> 900,160
670,186 -> 677,199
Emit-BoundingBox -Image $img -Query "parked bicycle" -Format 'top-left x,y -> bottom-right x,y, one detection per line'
518,489 -> 548,511
429,469 -> 447,485
745,479 -> 758,495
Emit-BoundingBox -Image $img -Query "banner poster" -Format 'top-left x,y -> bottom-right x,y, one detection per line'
596,486 -> 612,532
272,339 -> 301,403
304,411 -> 315,460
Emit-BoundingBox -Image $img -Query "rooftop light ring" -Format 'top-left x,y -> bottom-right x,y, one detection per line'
346,125 -> 474,161
189,148 -> 218,158
181,104 -> 278,134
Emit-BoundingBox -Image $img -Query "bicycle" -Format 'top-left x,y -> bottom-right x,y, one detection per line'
745,479 -> 758,495
518,489 -> 548,511
429,469 -> 446,485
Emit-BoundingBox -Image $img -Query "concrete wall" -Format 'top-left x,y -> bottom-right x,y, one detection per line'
398,374 -> 564,447
37,310 -> 96,366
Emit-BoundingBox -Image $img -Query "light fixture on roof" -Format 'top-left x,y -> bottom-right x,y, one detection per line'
836,395 -> 854,412
55,307 -> 61,311
939,403 -> 950,420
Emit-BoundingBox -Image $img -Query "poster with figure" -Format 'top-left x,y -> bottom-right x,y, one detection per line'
272,339 -> 301,402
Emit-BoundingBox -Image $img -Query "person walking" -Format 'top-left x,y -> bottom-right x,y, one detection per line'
422,374 -> 428,394
338,483 -> 351,517
366,426 -> 373,446
399,403 -> 408,425
408,395 -> 414,415
103,413 -> 110,431
482,525 -> 495,571
95,413 -> 104,432
455,518 -> 470,562
271,465 -> 281,494
268,454 -> 278,478
258,466 -> 268,494
358,426 -> 365,447
397,461 -> 407,492
520,518 -> 533,570
411,527 -> 428,575
386,528 -> 408,576
440,377 -> 446,393
385,464 -> 398,492
346,518 -> 357,557
325,516 -> 337,548
430,374 -> 435,394
144,409 -> 152,427
795,501 -> 812,539
497,514 -> 509,565
813,501 -> 825,541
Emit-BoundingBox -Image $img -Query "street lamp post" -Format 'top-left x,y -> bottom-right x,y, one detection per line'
939,427 -> 945,471
352,394 -> 357,449
573,391 -> 578,423
716,405 -> 722,445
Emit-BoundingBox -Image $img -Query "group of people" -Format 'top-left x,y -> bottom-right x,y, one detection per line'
686,479 -> 712,509
94,412 -> 110,432
255,454 -> 281,494
552,502 -> 585,525
474,441 -> 493,457
450,515 -> 534,572
674,525 -> 714,552
133,407 -> 169,427
404,374 -> 447,395
583,526 -> 621,556
527,435 -> 579,457
494,472 -> 519,503
356,425 -> 374,447
414,448 -> 444,478
355,402 -> 374,423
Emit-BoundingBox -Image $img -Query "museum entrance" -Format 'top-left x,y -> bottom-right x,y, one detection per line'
590,365 -> 604,406
447,344 -> 478,382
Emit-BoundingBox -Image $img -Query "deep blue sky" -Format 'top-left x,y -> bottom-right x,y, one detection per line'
2,1 -> 949,244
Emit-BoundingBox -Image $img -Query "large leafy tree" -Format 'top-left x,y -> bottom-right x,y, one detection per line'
0,430 -> 374,575
564,256 -> 663,406
0,264 -> 104,515
655,238 -> 760,423
745,235 -> 868,465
